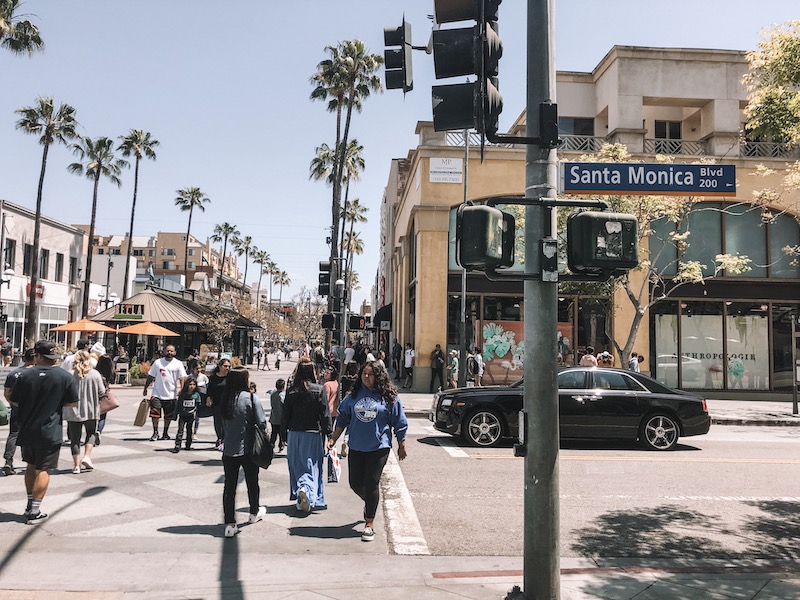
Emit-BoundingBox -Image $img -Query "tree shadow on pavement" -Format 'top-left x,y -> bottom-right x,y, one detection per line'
570,501 -> 800,599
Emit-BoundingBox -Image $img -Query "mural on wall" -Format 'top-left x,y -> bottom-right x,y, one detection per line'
480,321 -> 525,385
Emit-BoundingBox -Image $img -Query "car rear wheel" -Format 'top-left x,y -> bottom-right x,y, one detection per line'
639,413 -> 679,451
463,409 -> 504,447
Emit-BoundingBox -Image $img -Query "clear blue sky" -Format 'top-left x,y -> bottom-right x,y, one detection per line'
1,1 -> 797,310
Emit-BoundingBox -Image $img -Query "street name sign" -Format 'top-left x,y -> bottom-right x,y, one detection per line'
560,162 -> 736,197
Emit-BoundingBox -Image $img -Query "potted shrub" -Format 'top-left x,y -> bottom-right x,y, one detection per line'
129,360 -> 151,386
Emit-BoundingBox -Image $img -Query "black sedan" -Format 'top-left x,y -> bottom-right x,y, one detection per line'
430,366 -> 711,450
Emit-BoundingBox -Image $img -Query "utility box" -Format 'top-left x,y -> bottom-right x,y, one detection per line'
567,211 -> 638,272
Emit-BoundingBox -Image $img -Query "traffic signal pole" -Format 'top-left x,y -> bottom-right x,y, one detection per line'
522,0 -> 560,598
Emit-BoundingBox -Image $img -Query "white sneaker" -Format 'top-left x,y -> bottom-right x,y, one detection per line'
361,526 -> 375,542
80,457 -> 94,470
248,506 -> 266,524
224,524 -> 239,538
297,488 -> 310,513
72,466 -> 81,475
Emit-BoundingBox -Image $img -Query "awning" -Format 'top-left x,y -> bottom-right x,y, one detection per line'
372,303 -> 392,330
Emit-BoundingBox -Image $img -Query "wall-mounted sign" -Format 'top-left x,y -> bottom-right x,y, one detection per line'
113,303 -> 145,320
430,157 -> 463,184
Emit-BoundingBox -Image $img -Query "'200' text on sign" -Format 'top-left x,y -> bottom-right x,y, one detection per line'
561,162 -> 736,197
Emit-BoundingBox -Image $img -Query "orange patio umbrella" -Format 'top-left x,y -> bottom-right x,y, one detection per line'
116,321 -> 181,337
50,318 -> 116,333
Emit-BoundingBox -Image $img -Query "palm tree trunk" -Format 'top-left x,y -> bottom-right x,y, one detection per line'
122,156 -> 140,300
339,181 -> 350,261
81,173 -> 101,318
24,142 -> 50,348
242,251 -> 249,297
221,236 -> 228,277
184,208 -> 193,284
256,269 -> 264,309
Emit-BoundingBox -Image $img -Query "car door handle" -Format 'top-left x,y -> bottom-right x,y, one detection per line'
586,395 -> 602,401
571,395 -> 587,403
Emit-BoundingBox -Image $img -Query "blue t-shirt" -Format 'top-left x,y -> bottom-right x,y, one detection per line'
335,387 -> 408,452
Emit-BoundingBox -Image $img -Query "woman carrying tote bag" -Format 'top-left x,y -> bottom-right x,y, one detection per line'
220,367 -> 267,538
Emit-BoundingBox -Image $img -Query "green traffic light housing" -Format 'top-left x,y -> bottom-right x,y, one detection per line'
456,203 -> 515,270
384,18 -> 413,93
566,211 -> 639,273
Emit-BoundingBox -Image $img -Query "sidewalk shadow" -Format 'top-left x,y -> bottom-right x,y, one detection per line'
158,524 -> 226,537
289,520 -> 362,539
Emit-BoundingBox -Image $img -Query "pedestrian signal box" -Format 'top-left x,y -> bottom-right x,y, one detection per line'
348,315 -> 367,330
566,211 -> 638,272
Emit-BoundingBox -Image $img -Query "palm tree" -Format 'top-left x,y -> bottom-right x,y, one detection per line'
210,222 -> 239,277
174,187 -> 210,284
252,249 -> 270,309
310,39 -> 382,281
233,235 -> 254,296
342,230 -> 364,310
15,97 -> 78,347
117,129 -> 159,299
68,136 -> 128,318
264,258 -> 277,311
342,197 -> 368,293
337,140 -> 365,259
275,270 -> 291,312
0,0 -> 44,55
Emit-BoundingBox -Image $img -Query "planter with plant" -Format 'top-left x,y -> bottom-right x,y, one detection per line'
128,360 -> 151,385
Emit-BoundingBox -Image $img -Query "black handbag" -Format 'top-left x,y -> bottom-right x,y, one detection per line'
249,393 -> 273,469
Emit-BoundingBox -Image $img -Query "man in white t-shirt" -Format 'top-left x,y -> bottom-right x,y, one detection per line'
142,345 -> 187,441
343,341 -> 355,366
403,342 -> 415,389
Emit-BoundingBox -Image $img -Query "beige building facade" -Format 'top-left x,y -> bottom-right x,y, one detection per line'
379,46 -> 800,396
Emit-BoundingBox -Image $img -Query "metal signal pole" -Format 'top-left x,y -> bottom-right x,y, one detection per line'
522,0 -> 561,598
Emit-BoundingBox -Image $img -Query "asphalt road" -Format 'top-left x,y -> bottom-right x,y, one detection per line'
403,417 -> 800,558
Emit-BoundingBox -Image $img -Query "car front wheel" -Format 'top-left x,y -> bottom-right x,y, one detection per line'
463,409 -> 504,447
639,413 -> 679,451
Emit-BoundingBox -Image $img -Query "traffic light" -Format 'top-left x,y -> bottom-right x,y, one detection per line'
567,211 -> 639,273
318,261 -> 333,296
384,18 -> 413,93
321,313 -> 338,330
456,203 -> 515,270
348,315 -> 367,330
431,0 -> 503,136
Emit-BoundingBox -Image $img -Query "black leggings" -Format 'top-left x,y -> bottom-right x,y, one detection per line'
67,420 -> 98,456
222,453 -> 260,524
347,448 -> 390,520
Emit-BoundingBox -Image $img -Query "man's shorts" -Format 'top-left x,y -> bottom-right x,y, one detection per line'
21,444 -> 61,471
149,397 -> 176,421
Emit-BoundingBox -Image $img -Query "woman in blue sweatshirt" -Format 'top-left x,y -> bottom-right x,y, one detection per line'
327,360 -> 408,542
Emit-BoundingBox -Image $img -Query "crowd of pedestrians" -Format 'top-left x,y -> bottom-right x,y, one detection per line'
1,337 -> 409,543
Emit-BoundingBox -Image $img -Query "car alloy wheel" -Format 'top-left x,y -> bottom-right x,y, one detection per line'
464,409 -> 503,447
640,413 -> 679,451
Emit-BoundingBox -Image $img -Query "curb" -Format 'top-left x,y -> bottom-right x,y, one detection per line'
712,416 -> 800,427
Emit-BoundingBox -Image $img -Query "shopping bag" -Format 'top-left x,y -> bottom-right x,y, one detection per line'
134,399 -> 149,427
327,447 -> 341,483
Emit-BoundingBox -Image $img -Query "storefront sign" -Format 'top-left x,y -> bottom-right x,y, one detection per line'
113,303 -> 145,320
25,283 -> 45,299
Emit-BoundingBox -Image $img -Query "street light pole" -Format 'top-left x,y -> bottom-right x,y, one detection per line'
105,259 -> 114,306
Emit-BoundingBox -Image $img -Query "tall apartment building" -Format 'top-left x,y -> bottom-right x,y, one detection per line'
379,46 -> 800,396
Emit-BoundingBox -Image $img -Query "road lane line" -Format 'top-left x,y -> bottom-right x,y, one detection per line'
433,437 -> 471,458
381,450 -> 430,556
470,454 -> 800,464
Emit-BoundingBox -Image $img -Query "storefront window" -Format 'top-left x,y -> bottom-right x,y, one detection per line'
772,304 -> 797,392
558,298 -> 575,366
680,301 -> 723,389
649,217 -> 678,276
682,205 -> 722,277
576,299 -> 610,360
479,296 -> 524,386
770,215 -> 800,279
653,301 -> 679,387
725,206 -> 766,277
725,303 -> 769,390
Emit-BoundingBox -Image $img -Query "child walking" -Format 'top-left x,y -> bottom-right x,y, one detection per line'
173,378 -> 201,453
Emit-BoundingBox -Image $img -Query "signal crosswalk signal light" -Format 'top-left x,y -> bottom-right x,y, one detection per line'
348,315 -> 367,330
318,261 -> 333,296
456,204 -> 515,270
321,313 -> 337,330
567,212 -> 639,273
384,18 -> 413,93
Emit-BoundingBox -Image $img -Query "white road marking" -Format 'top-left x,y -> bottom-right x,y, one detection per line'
381,451 -> 430,555
433,437 -> 471,458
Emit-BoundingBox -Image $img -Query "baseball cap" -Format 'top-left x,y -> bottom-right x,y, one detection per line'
76,338 -> 90,349
33,340 -> 60,360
